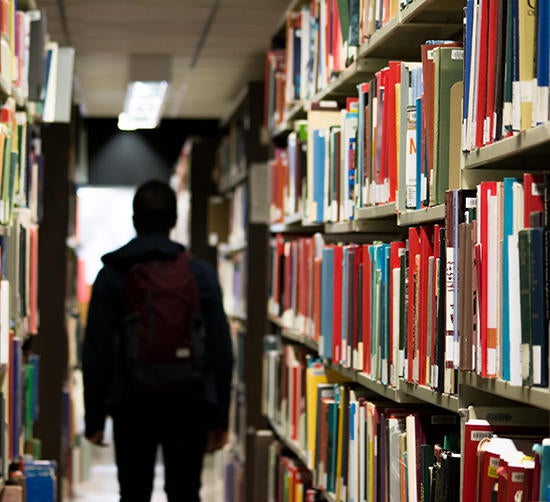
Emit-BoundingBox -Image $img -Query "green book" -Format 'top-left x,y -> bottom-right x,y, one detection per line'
431,46 -> 464,206
518,228 -> 533,386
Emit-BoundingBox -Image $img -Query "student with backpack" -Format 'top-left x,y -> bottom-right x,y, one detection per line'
82,180 -> 233,502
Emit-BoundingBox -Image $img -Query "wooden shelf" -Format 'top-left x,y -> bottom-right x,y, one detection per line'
268,417 -> 308,466
322,362 -> 421,404
460,372 -> 550,411
400,381 -> 460,412
270,214 -> 323,234
280,328 -> 318,352
355,202 -> 397,220
397,204 -> 445,226
311,59 -> 384,103
463,123 -> 550,170
359,0 -> 463,60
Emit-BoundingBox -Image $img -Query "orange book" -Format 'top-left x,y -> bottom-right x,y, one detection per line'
29,225 -> 38,335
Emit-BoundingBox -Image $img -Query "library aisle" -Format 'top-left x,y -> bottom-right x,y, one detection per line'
71,421 -> 223,501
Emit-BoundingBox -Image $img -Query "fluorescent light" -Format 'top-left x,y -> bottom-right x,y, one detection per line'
118,80 -> 168,130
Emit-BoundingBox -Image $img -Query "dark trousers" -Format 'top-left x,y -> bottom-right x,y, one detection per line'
111,397 -> 210,502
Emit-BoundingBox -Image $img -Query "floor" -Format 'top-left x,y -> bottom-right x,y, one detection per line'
70,421 -> 224,502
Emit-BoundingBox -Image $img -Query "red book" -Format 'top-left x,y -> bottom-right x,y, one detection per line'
362,245 -> 372,375
523,173 -> 544,228
284,241 -> 293,316
418,226 -> 434,385
463,420 -> 495,502
264,50 -> 286,128
0,0 -> 8,38
497,454 -> 534,502
407,227 -> 420,382
386,61 -> 401,203
475,0 -> 490,147
485,0 -> 499,145
477,437 -> 519,501
331,0 -> 344,73
332,245 -> 344,364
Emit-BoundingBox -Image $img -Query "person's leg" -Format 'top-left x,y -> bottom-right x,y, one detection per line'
160,414 -> 209,502
112,407 -> 158,502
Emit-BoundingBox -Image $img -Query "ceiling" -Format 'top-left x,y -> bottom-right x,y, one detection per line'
37,0 -> 289,120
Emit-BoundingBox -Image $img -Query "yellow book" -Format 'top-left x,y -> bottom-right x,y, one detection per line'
518,0 -> 536,130
305,361 -> 328,470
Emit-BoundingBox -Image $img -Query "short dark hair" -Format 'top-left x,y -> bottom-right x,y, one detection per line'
132,180 -> 177,235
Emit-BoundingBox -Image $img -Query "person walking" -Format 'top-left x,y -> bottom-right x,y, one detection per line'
82,179 -> 233,502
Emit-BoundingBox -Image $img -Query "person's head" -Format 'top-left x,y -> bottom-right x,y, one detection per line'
132,180 -> 177,236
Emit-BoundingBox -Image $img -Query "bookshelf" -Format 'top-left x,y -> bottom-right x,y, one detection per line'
0,3 -> 75,499
215,81 -> 271,500
259,0 -> 550,500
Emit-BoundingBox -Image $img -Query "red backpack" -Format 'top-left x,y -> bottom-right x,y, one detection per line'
120,252 -> 205,393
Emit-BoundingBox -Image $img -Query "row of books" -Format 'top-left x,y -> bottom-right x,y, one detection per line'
268,0 -> 419,132
267,443 -> 318,502
218,117 -> 248,187
0,104 -> 43,227
263,346 -> 550,501
268,173 -> 549,391
269,41 -> 464,224
462,0 -> 550,149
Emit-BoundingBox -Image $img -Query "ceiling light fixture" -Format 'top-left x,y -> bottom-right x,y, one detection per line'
118,54 -> 172,131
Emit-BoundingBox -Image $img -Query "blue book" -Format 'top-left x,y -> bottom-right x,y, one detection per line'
463,0 -> 475,141
536,0 -> 550,104
313,129 -> 327,223
321,247 -> 334,359
12,338 -> 22,458
26,460 -> 57,502
539,441 -> 550,500
369,245 -> 378,377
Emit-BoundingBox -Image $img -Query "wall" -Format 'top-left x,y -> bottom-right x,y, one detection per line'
85,118 -> 219,186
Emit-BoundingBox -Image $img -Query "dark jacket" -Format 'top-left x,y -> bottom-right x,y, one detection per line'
82,234 -> 233,438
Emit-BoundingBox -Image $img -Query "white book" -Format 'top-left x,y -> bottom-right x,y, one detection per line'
405,414 -> 418,502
